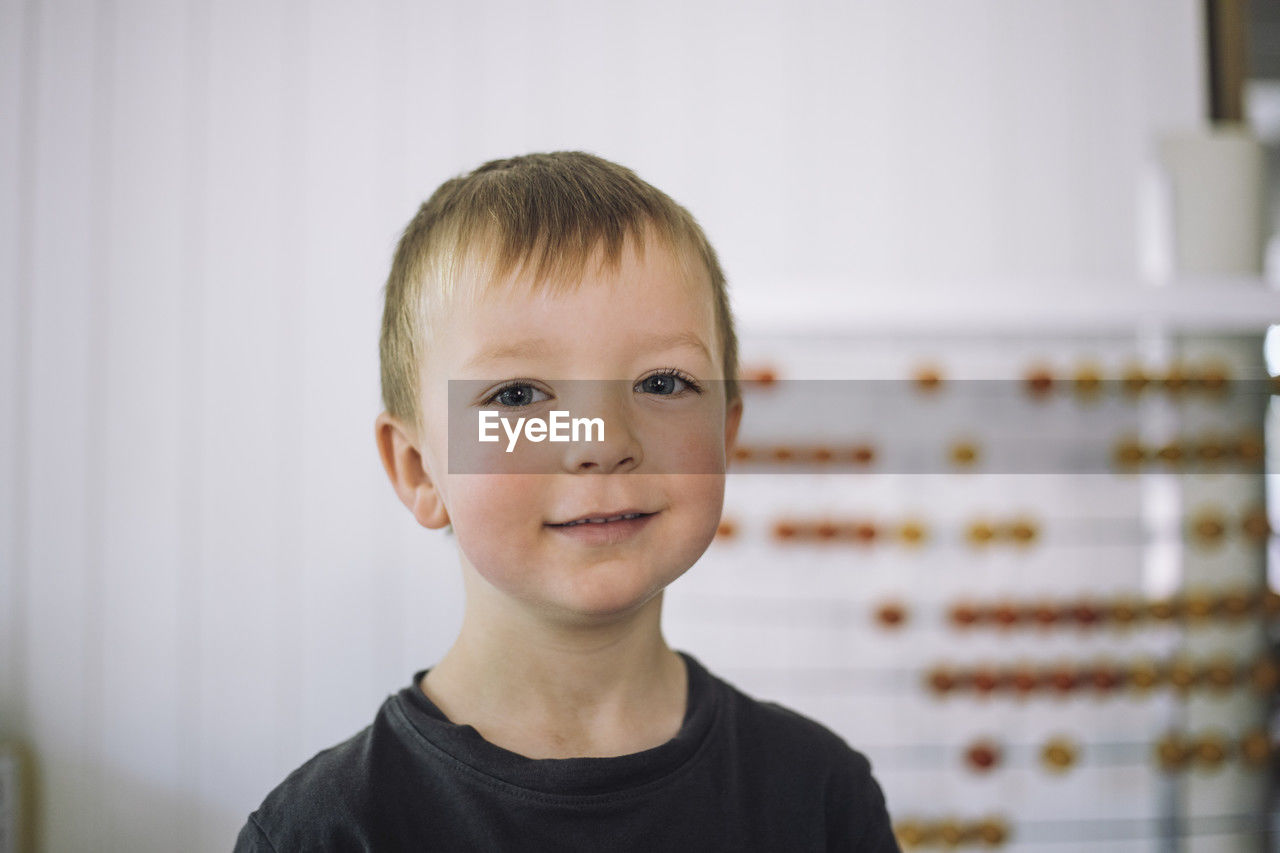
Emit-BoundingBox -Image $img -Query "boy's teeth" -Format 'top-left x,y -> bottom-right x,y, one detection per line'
562,513 -> 644,526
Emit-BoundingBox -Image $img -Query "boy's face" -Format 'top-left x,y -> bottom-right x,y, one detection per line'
413,233 -> 742,625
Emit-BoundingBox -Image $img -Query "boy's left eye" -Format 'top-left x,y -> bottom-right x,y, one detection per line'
636,370 -> 701,396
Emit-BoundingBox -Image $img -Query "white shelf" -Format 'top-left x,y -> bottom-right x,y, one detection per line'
731,277 -> 1280,335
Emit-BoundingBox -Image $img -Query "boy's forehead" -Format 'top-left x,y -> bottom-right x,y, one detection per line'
437,259 -> 716,372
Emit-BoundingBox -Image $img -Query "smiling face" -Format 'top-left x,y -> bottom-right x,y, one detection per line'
415,231 -> 742,627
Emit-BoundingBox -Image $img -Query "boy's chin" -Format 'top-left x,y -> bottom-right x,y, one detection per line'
537,572 -> 680,625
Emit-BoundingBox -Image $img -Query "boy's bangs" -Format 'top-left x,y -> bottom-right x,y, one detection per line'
437,216 -> 690,306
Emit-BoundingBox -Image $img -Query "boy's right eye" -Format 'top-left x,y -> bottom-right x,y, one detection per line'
485,382 -> 550,408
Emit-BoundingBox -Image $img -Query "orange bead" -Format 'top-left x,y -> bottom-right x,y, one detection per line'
1048,666 -> 1078,694
1190,511 -> 1226,546
1155,442 -> 1183,465
1006,517 -> 1038,545
1239,730 -> 1272,766
950,441 -> 980,467
1193,734 -> 1229,770
1025,365 -> 1054,398
1073,364 -> 1102,398
1109,597 -> 1142,626
1196,361 -> 1230,395
1162,363 -> 1189,394
851,521 -> 877,545
715,519 -> 736,540
1113,437 -> 1146,469
1129,660 -> 1162,692
893,820 -> 926,847
1121,364 -> 1150,395
1040,737 -> 1079,773
1218,588 -> 1254,620
926,667 -> 957,696
975,818 -> 1009,846
967,520 -> 996,546
874,601 -> 908,629
971,668 -> 1002,695
936,821 -> 964,847
740,366 -> 778,386
1241,509 -> 1271,542
949,602 -> 981,629
991,601 -> 1020,629
1010,666 -> 1040,695
1237,434 -> 1263,467
1195,438 -> 1225,465
1089,664 -> 1121,693
965,739 -> 1002,773
849,444 -> 875,465
1249,659 -> 1279,693
1183,591 -> 1215,621
898,520 -> 927,546
913,364 -> 943,392
1156,734 -> 1189,771
1167,658 -> 1198,693
1203,658 -> 1236,691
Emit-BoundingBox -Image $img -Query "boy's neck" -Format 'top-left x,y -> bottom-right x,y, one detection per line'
421,591 -> 688,760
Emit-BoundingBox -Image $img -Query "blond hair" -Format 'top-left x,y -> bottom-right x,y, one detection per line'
378,152 -> 739,436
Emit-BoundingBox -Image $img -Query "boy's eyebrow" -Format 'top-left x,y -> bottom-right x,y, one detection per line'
463,331 -> 711,370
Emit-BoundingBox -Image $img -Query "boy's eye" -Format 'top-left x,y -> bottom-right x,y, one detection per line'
637,370 -> 701,396
486,383 -> 550,408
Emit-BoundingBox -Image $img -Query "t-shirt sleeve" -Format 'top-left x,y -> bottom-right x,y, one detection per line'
232,814 -> 278,853
829,749 -> 902,852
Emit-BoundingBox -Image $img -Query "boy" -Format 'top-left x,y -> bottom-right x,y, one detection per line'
235,152 -> 900,851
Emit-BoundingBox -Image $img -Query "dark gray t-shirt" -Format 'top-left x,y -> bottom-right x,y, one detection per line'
234,650 -> 900,852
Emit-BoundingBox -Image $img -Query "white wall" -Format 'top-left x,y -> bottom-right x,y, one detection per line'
1,1 -> 1204,850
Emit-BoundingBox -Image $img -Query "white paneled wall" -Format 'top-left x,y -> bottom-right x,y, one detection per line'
1,1 -> 1203,850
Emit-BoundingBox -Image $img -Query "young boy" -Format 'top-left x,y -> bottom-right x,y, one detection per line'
235,152 -> 900,851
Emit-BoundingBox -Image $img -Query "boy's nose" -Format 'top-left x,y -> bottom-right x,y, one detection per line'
561,387 -> 643,474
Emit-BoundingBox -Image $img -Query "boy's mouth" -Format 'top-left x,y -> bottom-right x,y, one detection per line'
547,509 -> 659,527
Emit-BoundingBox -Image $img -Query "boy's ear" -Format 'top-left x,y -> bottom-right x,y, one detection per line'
374,411 -> 451,530
724,396 -> 743,466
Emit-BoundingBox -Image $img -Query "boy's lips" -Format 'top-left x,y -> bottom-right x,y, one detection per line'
546,509 -> 658,527
545,511 -> 659,545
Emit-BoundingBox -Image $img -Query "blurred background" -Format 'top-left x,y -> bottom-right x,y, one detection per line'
3,0 -> 1280,850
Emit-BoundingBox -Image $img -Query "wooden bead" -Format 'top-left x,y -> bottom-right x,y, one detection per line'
1121,364 -> 1150,395
1129,660 -> 1162,692
965,740 -> 1002,773
1025,365 -> 1054,398
950,441 -> 980,467
1193,734 -> 1229,770
1113,437 -> 1146,469
1155,734 -> 1190,771
874,601 -> 908,629
975,818 -> 1009,846
898,520 -> 927,546
1239,730 -> 1272,766
912,364 -> 943,391
967,520 -> 996,546
1040,737 -> 1079,772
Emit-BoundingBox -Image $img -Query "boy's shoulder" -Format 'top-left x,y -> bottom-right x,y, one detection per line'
709,664 -> 878,784
234,708 -> 402,852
